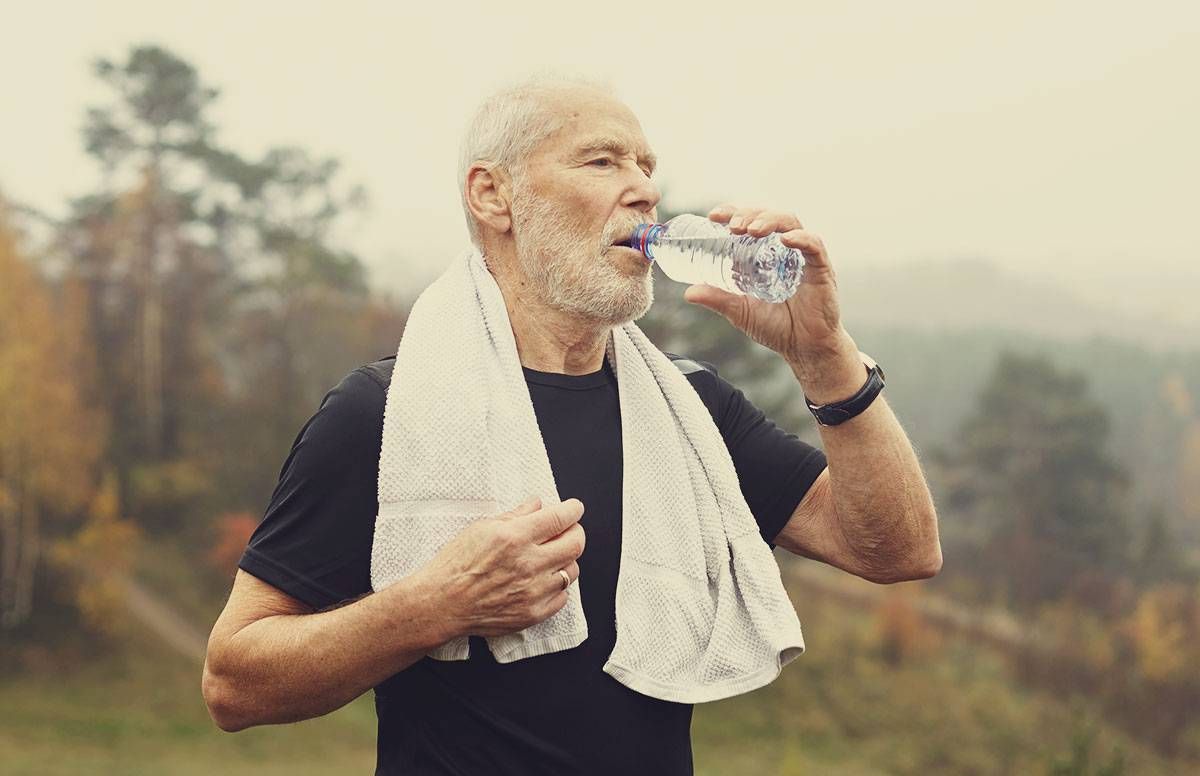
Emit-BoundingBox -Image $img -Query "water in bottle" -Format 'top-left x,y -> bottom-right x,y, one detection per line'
626,213 -> 804,303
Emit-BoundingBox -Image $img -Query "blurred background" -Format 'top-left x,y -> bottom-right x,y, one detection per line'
1,1 -> 1197,774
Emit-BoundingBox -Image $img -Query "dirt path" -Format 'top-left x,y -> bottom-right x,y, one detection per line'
782,559 -> 1045,654
121,576 -> 208,663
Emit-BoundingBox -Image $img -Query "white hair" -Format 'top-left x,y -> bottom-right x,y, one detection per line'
457,71 -> 616,249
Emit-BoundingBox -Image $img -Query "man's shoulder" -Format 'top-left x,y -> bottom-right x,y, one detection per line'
350,353 -> 714,387
663,351 -> 718,378
354,355 -> 397,391
318,357 -> 395,423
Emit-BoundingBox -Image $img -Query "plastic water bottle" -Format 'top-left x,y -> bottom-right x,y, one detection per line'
627,213 -> 804,303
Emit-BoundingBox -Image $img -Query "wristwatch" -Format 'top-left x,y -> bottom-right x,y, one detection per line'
805,352 -> 886,427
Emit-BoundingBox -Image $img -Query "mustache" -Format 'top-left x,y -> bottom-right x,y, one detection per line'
602,219 -> 653,248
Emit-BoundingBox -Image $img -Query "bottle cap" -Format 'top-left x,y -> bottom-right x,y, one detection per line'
630,223 -> 665,261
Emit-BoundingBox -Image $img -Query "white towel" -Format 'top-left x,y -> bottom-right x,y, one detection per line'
370,246 -> 805,703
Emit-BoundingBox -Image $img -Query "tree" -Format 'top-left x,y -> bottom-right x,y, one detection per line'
2,43 -> 406,637
51,44 -> 378,538
936,352 -> 1134,609
77,45 -> 225,462
0,201 -> 111,629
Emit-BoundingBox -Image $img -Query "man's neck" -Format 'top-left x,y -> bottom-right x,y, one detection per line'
494,274 -> 611,376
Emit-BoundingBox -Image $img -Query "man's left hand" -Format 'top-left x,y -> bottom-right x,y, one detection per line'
683,204 -> 848,364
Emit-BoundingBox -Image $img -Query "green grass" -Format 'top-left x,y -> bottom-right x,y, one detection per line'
3,559 -> 1195,775
0,617 -> 377,775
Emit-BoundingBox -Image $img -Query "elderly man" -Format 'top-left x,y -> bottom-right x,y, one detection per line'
202,75 -> 941,775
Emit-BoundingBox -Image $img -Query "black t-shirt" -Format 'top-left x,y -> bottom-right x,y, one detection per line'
239,352 -> 827,776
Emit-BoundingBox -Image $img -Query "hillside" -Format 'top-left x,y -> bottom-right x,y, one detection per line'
837,258 -> 1198,352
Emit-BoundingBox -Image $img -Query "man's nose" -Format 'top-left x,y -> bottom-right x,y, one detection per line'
622,173 -> 661,218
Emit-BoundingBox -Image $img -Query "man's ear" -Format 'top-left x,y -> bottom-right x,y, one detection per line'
466,164 -> 513,237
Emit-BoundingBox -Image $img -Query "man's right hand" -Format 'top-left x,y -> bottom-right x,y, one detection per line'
419,497 -> 586,639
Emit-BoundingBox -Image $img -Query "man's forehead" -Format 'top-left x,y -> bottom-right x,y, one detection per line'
546,92 -> 653,152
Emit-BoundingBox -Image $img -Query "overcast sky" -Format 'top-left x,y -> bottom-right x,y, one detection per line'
3,0 -> 1197,307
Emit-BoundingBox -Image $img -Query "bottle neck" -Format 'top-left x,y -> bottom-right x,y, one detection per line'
630,222 -> 666,261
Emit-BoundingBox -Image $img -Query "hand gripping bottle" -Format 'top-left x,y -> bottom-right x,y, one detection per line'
627,213 -> 804,303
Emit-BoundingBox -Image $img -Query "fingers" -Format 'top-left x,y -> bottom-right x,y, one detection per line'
544,560 -> 581,595
534,521 -> 586,572
708,204 -> 802,236
709,203 -> 828,271
779,228 -> 831,271
511,497 -> 585,544
709,203 -> 768,230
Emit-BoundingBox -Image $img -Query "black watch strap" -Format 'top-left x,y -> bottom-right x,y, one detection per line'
805,362 -> 886,426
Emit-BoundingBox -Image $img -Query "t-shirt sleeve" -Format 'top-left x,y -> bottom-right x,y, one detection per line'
237,367 -> 385,610
688,358 -> 828,551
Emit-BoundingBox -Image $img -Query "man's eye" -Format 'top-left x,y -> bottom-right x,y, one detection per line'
589,158 -> 613,167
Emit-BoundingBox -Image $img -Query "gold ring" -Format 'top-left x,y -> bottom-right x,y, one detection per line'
558,569 -> 571,590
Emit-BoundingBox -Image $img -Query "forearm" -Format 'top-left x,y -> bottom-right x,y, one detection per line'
204,570 -> 452,731
789,330 -> 941,580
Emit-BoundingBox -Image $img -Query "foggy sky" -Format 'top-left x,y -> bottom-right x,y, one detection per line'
3,0 -> 1197,320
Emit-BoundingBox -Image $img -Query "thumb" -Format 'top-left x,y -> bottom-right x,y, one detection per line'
684,283 -> 736,315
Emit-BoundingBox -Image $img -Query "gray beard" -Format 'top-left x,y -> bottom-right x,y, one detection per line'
510,190 -> 654,327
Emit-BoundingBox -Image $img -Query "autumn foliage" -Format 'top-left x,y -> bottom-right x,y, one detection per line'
0,204 -> 138,636
207,511 -> 259,577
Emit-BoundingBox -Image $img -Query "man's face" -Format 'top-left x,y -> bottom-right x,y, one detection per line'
507,91 -> 662,327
